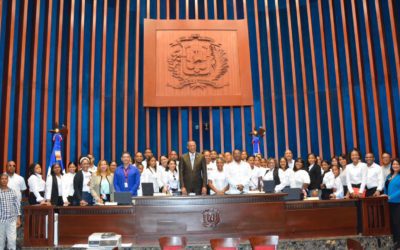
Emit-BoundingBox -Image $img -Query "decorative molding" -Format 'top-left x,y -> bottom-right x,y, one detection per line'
285,200 -> 357,210
134,194 -> 285,206
57,207 -> 135,215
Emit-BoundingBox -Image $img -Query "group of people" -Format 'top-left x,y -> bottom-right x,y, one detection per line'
1,140 -> 400,249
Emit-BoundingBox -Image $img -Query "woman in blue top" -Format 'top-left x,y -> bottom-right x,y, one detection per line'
384,158 -> 400,249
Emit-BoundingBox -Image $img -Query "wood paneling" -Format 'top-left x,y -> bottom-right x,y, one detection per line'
340,0 -> 358,149
100,0 -> 108,159
16,0 -> 29,171
77,0 -> 86,159
374,0 -> 397,156
29,0 -> 41,164
112,0 -> 120,160
350,0 -> 371,152
66,0 -> 76,164
328,0 -> 346,154
306,0 -> 323,157
24,196 -> 391,247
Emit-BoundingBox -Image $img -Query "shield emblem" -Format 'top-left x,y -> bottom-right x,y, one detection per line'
202,208 -> 220,228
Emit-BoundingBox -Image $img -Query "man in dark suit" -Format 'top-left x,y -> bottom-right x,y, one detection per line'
179,141 -> 207,195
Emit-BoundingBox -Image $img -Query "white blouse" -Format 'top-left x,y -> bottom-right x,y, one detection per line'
62,173 -> 75,202
163,170 -> 180,191
346,162 -> 368,194
340,167 -> 348,186
27,174 -> 46,202
275,168 -> 294,192
333,176 -> 344,199
290,169 -> 310,189
142,167 -> 162,193
249,167 -> 261,190
209,170 -> 229,195
322,171 -> 335,189
45,175 -> 63,200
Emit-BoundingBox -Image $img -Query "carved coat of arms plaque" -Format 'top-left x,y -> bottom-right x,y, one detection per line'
144,19 -> 253,107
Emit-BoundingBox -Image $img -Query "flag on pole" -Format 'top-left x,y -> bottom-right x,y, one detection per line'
252,135 -> 260,156
47,133 -> 64,175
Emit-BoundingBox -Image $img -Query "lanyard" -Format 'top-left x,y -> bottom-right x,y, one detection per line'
123,166 -> 130,181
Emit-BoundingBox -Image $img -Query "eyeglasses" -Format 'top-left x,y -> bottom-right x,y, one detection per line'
8,165 -> 16,167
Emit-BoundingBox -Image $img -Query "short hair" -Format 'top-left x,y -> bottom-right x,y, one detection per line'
247,155 -> 255,161
121,151 -> 131,157
349,148 -> 362,160
216,157 -> 225,163
1,173 -> 8,178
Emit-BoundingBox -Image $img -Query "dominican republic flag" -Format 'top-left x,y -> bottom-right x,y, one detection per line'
252,135 -> 261,156
47,133 -> 64,175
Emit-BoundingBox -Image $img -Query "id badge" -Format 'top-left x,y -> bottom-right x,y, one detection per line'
124,182 -> 128,188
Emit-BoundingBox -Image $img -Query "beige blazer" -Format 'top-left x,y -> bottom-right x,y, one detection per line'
90,174 -> 115,202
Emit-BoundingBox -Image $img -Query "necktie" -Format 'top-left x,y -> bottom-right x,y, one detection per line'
190,154 -> 195,169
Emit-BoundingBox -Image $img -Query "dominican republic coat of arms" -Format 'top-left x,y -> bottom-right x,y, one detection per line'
167,34 -> 229,90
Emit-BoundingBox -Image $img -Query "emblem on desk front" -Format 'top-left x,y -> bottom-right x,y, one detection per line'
167,34 -> 229,90
202,208 -> 220,228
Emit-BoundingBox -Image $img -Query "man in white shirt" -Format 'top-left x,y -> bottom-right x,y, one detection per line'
381,152 -> 392,181
365,153 -> 384,197
5,161 -> 27,203
284,150 -> 295,170
226,150 -> 251,194
210,150 -> 218,165
204,150 -> 216,177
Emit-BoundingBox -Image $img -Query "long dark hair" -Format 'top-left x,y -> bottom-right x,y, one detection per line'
390,158 -> 400,177
146,156 -> 157,171
25,163 -> 40,186
50,163 -> 63,176
166,159 -> 178,173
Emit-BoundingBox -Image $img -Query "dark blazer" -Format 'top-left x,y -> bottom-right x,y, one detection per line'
307,164 -> 322,190
179,152 -> 207,194
73,170 -> 84,201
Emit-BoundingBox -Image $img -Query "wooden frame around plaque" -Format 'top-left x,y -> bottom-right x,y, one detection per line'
143,19 -> 254,107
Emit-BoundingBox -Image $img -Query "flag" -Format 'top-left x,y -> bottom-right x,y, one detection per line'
47,133 -> 64,175
252,135 -> 260,156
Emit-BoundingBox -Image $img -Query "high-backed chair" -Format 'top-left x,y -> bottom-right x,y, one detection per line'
347,239 -> 364,250
249,235 -> 279,250
210,237 -> 241,250
159,236 -> 187,250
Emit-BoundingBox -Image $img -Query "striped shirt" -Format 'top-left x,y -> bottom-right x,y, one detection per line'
0,188 -> 21,223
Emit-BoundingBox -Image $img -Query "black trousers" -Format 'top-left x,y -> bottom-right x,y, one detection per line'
321,188 -> 333,200
28,191 -> 45,205
366,187 -> 377,197
390,203 -> 400,248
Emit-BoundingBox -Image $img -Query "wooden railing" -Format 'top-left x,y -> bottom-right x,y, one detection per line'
23,205 -> 54,247
359,196 -> 391,236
